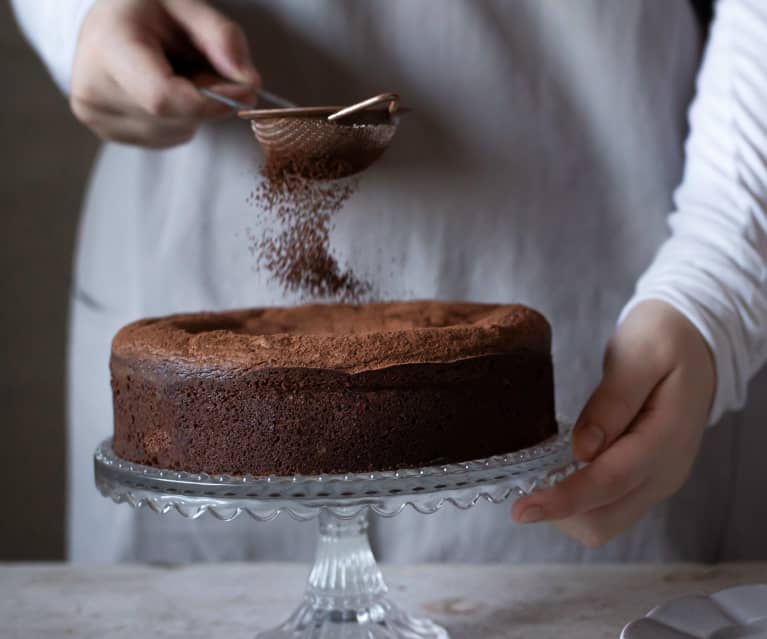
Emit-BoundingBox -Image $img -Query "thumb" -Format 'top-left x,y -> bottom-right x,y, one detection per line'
165,0 -> 261,86
574,316 -> 671,462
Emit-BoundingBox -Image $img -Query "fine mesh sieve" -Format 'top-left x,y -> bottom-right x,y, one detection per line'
181,52 -> 400,177
238,93 -> 402,179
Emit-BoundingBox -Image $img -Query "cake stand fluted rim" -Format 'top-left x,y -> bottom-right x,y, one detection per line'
94,424 -> 577,521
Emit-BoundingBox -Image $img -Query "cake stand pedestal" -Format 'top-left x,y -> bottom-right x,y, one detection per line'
94,428 -> 575,639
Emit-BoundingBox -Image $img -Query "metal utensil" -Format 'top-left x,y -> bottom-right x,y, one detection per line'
200,88 -> 403,179
199,87 -> 295,110
621,584 -> 767,639
238,93 -> 402,179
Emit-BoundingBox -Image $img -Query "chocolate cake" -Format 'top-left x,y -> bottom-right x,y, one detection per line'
110,301 -> 557,475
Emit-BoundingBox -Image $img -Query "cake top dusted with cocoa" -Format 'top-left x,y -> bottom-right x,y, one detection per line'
111,300 -> 550,373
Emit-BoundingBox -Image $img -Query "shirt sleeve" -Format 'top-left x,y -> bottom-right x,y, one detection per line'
619,0 -> 767,424
10,0 -> 96,93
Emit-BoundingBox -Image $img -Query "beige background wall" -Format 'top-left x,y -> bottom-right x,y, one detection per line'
1,3 -> 97,559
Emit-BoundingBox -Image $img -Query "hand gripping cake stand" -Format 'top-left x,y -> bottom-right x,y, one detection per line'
94,426 -> 575,639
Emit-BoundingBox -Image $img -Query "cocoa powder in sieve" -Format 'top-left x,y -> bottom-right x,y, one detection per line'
249,152 -> 372,302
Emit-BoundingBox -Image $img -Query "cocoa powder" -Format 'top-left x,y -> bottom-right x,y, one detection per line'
249,147 -> 372,302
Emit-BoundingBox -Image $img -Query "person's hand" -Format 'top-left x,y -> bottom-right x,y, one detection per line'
70,0 -> 261,148
511,300 -> 715,547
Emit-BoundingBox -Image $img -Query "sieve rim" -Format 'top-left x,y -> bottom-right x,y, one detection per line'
238,106 -> 411,120
239,93 -> 407,121
238,106 -> 347,120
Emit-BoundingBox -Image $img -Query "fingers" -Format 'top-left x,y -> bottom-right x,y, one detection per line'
573,364 -> 652,462
573,313 -> 673,462
165,0 -> 261,86
70,0 -> 259,147
87,28 -> 254,126
107,35 -> 215,119
512,422 -> 655,523
552,479 -> 664,548
72,104 -> 198,148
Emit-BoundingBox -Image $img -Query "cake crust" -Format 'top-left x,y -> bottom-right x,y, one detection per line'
111,301 -> 550,372
111,300 -> 557,475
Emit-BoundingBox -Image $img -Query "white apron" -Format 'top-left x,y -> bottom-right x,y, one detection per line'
67,0 -> 767,562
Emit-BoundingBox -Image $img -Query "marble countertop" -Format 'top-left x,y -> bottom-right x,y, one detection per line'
2,562 -> 766,638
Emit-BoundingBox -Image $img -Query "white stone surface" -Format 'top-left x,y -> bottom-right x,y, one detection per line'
1,563 -> 766,639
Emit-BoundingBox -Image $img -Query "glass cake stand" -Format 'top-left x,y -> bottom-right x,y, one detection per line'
94,426 -> 576,638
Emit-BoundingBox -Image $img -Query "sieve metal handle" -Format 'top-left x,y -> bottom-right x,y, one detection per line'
200,87 -> 296,111
327,93 -> 400,122
199,87 -> 252,111
256,89 -> 296,109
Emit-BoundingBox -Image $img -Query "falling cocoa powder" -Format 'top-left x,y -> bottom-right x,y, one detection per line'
249,149 -> 373,302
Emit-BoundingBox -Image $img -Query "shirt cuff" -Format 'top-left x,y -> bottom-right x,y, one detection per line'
12,0 -> 97,93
